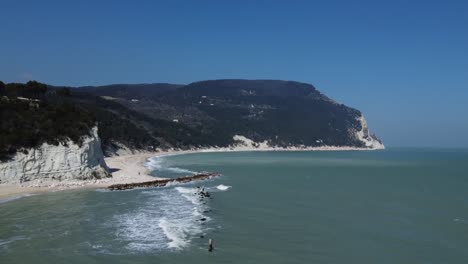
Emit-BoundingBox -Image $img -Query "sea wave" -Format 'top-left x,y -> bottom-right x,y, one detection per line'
0,235 -> 30,252
215,184 -> 231,191
0,194 -> 35,205
113,186 -> 210,251
454,218 -> 468,224
145,156 -> 196,175
94,188 -> 111,193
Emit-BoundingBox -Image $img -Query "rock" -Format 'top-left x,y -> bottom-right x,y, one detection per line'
354,115 -> 385,149
0,126 -> 110,184
108,172 -> 220,191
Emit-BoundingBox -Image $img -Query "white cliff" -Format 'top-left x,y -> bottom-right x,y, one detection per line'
232,135 -> 271,150
229,115 -> 385,151
0,126 -> 110,184
354,115 -> 385,149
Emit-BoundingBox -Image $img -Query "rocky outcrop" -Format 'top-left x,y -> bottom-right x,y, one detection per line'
0,127 -> 110,184
230,115 -> 385,150
353,115 -> 385,149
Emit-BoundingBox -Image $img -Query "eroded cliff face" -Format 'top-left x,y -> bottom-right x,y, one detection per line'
0,127 -> 110,184
229,115 -> 385,150
353,115 -> 385,149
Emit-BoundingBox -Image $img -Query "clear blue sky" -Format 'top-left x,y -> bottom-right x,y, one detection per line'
1,0 -> 467,147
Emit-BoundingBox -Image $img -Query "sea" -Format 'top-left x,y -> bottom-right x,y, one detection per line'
1,149 -> 468,263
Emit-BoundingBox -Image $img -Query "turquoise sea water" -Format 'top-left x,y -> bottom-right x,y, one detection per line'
1,149 -> 468,263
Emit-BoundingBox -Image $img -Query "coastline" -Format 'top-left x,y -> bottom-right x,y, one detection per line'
0,146 -> 383,202
0,152 -> 160,201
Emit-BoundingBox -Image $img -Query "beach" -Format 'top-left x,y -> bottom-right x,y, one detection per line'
0,152 -> 160,201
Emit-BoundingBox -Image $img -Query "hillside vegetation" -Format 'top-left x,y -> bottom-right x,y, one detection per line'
0,96 -> 95,161
1,79 -> 381,160
78,79 -> 369,148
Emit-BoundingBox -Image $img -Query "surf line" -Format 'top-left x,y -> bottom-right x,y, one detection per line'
107,172 -> 220,191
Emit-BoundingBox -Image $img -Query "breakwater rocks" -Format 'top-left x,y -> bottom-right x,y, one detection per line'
107,172 -> 220,191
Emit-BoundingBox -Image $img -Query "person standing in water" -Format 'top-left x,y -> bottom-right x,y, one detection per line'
208,239 -> 213,252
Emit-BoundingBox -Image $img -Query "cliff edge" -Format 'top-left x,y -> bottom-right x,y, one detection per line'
0,127 -> 109,184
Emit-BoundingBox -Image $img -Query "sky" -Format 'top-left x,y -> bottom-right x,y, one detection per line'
1,0 -> 467,147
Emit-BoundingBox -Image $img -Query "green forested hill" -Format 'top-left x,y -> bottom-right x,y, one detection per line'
1,79 -> 382,160
77,79 -> 370,148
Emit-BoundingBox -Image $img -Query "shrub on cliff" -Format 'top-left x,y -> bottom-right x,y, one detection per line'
0,81 -> 5,95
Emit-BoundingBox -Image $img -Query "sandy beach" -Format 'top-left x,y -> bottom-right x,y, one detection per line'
0,152 -> 162,201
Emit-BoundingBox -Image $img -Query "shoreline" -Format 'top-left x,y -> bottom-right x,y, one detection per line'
0,146 -> 382,202
0,152 -> 161,201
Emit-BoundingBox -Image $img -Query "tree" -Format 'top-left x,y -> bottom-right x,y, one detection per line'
0,81 -> 5,95
5,83 -> 25,97
25,80 -> 47,98
57,87 -> 72,97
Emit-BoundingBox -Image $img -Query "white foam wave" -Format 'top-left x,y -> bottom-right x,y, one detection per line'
158,218 -> 191,249
216,184 -> 231,191
0,194 -> 35,204
175,187 -> 201,206
454,218 -> 468,223
166,167 -> 196,174
174,186 -> 195,194
114,210 -> 167,252
145,156 -> 196,175
95,188 -> 111,193
113,186 -> 210,251
0,236 -> 30,247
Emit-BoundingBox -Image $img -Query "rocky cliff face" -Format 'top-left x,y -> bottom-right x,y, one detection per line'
228,114 -> 385,150
353,115 -> 385,149
0,127 -> 110,184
